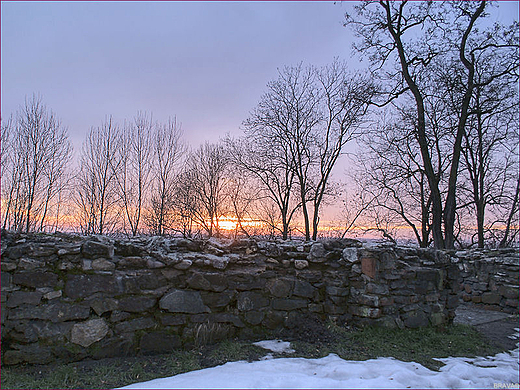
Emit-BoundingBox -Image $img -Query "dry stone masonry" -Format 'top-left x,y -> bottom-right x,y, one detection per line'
0,231 -> 517,365
456,249 -> 519,313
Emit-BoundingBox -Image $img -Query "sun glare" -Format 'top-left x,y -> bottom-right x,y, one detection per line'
219,218 -> 238,231
218,217 -> 264,231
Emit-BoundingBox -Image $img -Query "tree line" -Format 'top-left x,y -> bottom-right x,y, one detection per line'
1,1 -> 518,248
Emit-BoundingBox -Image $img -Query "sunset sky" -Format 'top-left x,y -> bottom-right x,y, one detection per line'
2,1 -> 518,231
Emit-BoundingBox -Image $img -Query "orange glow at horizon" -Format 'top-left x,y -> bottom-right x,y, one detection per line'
218,217 -> 264,231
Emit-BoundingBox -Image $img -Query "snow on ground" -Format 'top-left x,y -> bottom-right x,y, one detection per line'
119,338 -> 520,390
253,339 -> 295,354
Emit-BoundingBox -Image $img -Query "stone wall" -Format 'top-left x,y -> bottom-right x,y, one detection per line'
1,232 -> 461,365
455,249 -> 519,313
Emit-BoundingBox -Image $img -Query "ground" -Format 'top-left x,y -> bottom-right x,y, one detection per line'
2,303 -> 518,389
454,302 -> 519,350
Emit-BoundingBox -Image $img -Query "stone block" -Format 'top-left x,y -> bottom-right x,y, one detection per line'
57,245 -> 81,256
160,289 -> 210,314
361,257 -> 377,279
308,243 -> 327,263
390,280 -> 406,290
237,291 -> 269,311
8,302 -> 90,322
31,245 -> 56,257
366,282 -> 389,295
429,312 -> 445,326
92,336 -> 134,359
187,273 -> 212,290
115,317 -> 156,333
135,273 -> 167,290
82,240 -> 114,259
13,272 -> 58,288
140,332 -> 181,354
379,251 -> 396,270
82,259 -> 92,270
293,280 -> 316,298
272,298 -> 308,311
355,294 -> 379,307
1,261 -> 16,272
350,306 -> 381,318
326,286 -> 349,297
118,256 -> 147,269
1,272 -> 11,289
374,315 -> 399,328
262,310 -> 284,329
146,258 -> 165,269
90,297 -> 118,316
71,318 -> 109,347
210,255 -> 230,270
6,291 -> 43,307
446,294 -> 459,309
25,321 -> 74,342
44,290 -> 62,300
294,260 -> 309,269
92,258 -> 116,271
266,278 -> 293,298
505,299 -> 519,308
342,248 -> 358,263
3,345 -> 53,365
481,292 -> 501,305
160,314 -> 187,326
174,259 -> 193,270
471,295 -> 482,304
6,244 -> 31,259
380,297 -> 394,306
118,296 -> 157,313
499,285 -> 519,299
244,311 -> 264,325
207,313 -> 245,327
204,273 -> 228,292
229,274 -> 265,291
403,311 -> 429,328
65,274 -> 120,299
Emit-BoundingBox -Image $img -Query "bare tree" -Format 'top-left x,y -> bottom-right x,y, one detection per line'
1,96 -> 73,232
114,112 -> 153,236
498,177 -> 519,248
457,54 -> 519,247
242,61 -> 373,240
310,61 -> 374,240
75,117 -> 121,235
226,135 -> 300,240
187,142 -> 230,238
171,169 -> 199,238
346,0 -> 518,248
244,63 -> 320,240
225,165 -> 261,238
146,117 -> 185,236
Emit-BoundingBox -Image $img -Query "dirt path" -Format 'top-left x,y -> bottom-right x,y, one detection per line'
454,302 -> 519,350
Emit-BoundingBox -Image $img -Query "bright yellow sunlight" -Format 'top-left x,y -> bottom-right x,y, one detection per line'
218,217 -> 264,231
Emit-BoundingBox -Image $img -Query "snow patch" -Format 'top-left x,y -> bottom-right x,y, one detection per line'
253,340 -> 295,354
119,347 -> 519,389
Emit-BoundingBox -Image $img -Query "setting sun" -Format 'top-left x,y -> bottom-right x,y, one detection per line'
218,218 -> 238,231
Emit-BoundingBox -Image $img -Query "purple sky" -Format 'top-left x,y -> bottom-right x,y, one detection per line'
1,1 -> 361,152
1,0 -> 518,165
